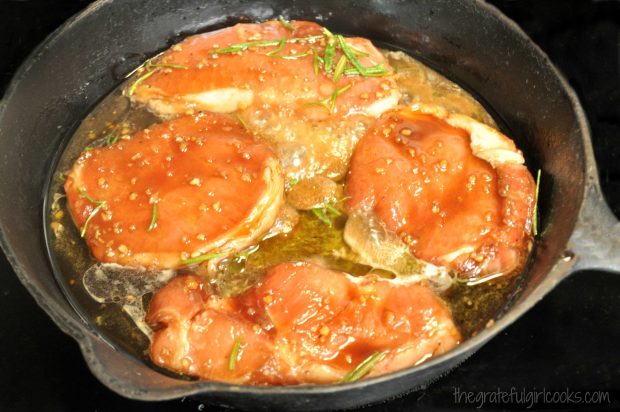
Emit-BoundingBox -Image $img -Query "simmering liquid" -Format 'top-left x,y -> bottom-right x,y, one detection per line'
46,48 -> 523,367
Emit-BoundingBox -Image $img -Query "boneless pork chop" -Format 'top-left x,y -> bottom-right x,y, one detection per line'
346,105 -> 535,277
127,19 -> 401,180
147,262 -> 461,384
64,113 -> 283,269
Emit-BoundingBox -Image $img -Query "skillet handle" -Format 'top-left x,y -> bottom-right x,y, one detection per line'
569,182 -> 620,272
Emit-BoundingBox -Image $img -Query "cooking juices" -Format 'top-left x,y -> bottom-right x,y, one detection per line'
46,20 -> 534,384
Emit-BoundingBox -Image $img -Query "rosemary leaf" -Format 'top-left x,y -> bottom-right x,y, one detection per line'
78,189 -> 107,238
344,64 -> 389,77
78,188 -> 99,204
104,131 -> 120,146
208,45 -> 247,54
311,207 -> 333,227
304,83 -> 351,113
228,337 -> 243,371
312,49 -> 320,76
349,44 -> 370,57
274,51 -> 311,60
278,16 -> 295,31
337,34 -> 367,77
332,55 -> 347,82
339,351 -> 386,383
80,203 -> 105,238
179,251 -> 228,266
127,69 -> 157,96
304,100 -> 331,111
266,38 -> 286,56
323,28 -> 336,73
124,52 -> 166,78
325,203 -> 342,216
124,59 -> 150,79
329,83 -> 352,110
235,113 -> 249,130
147,62 -> 188,70
210,39 -> 282,54
533,169 -> 541,236
147,203 -> 158,232
126,57 -> 188,96
288,178 -> 300,186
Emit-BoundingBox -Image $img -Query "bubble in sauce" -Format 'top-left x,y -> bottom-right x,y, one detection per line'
343,211 -> 454,292
82,263 -> 175,338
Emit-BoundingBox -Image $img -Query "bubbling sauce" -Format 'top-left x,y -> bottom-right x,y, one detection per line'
47,47 -> 524,369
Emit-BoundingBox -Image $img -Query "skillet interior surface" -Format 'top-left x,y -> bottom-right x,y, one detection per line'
0,0 -> 590,409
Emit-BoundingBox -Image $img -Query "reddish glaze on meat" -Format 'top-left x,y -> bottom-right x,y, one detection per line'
147,262 -> 461,384
64,113 -> 283,269
128,20 -> 399,120
147,275 -> 273,382
346,106 -> 535,277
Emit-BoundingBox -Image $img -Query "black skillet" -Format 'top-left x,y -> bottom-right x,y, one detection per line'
0,0 -> 618,410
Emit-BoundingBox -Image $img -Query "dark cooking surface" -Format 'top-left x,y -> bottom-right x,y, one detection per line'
0,0 -> 618,410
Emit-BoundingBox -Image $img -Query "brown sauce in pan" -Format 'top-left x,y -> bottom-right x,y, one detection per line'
46,49 -> 522,365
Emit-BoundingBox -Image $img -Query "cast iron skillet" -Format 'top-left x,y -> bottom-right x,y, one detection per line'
0,0 -> 618,410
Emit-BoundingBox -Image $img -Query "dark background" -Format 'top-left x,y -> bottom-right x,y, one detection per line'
0,0 -> 619,410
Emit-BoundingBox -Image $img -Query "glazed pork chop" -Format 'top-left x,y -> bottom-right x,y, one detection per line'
128,20 -> 399,118
127,19 -> 401,180
64,113 -> 283,269
147,262 -> 461,384
346,105 -> 535,278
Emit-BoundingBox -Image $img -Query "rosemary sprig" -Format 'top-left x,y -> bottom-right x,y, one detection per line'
228,337 -> 243,371
179,251 -> 228,266
274,51 -> 311,60
339,351 -> 386,383
202,28 -> 388,92
208,35 -> 323,55
104,131 -> 120,146
533,169 -> 541,236
147,203 -> 158,232
310,201 -> 342,227
337,34 -> 367,77
288,178 -> 300,186
305,83 -> 352,112
78,189 -> 107,238
278,16 -> 295,31
126,58 -> 188,96
312,83 -> 353,112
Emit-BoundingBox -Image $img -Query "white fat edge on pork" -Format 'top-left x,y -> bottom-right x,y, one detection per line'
409,103 -> 525,167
